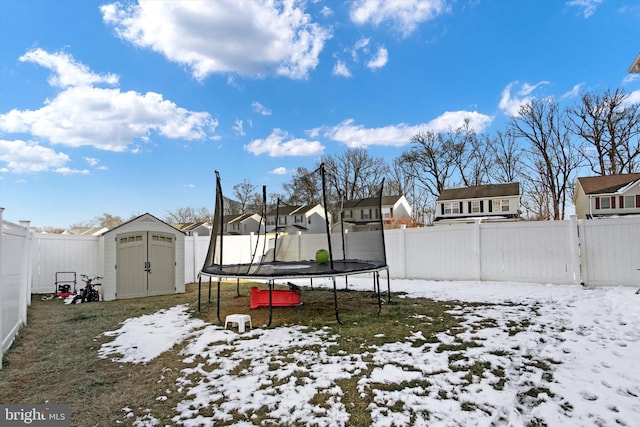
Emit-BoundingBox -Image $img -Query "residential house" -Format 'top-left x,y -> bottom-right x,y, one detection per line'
222,214 -> 262,235
62,226 -> 109,236
574,173 -> 640,219
174,222 -> 211,236
435,182 -> 521,222
265,204 -> 327,234
342,195 -> 412,230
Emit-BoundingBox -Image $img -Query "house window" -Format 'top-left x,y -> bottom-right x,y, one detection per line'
471,200 -> 481,213
278,216 -> 287,225
443,202 -> 460,215
624,195 -> 635,209
599,197 -> 610,209
500,199 -> 510,212
294,215 -> 303,223
361,209 -> 371,220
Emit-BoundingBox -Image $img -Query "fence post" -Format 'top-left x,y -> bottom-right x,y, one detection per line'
474,219 -> 482,281
19,221 -> 31,324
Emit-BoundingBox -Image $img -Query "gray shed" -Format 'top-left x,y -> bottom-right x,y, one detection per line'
101,213 -> 185,301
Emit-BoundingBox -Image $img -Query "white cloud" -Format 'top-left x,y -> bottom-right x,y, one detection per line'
333,60 -> 352,77
101,0 -> 332,80
350,0 -> 450,37
567,0 -> 603,18
623,89 -> 640,106
0,139 -> 71,173
367,46 -> 388,69
0,49 -> 217,152
233,119 -> 245,136
498,81 -> 549,117
19,49 -> 118,88
270,167 -> 287,175
320,6 -> 333,17
252,101 -> 272,116
244,128 -> 324,156
324,112 -> 493,148
561,83 -> 584,100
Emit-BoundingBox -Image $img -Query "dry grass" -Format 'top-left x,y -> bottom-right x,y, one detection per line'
0,280 -> 470,426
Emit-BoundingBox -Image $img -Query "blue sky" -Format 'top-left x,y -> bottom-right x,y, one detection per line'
1,0 -> 639,229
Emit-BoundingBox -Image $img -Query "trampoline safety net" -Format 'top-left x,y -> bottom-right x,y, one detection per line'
200,164 -> 388,280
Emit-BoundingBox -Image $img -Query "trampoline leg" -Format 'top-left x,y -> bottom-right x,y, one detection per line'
375,271 -> 382,316
216,279 -> 221,323
386,269 -> 391,303
208,277 -> 212,304
344,275 -> 349,291
197,276 -> 202,312
236,278 -> 240,296
310,278 -> 313,289
268,280 -> 273,327
333,277 -> 343,325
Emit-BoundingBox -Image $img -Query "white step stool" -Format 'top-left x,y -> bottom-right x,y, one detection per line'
225,314 -> 252,333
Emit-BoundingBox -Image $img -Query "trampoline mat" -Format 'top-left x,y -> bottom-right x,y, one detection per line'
201,259 -> 387,279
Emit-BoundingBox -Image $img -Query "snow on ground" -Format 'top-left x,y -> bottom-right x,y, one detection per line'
98,279 -> 640,426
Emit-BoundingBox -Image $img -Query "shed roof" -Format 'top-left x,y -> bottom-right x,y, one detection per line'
577,173 -> 640,195
102,213 -> 183,235
437,183 -> 520,201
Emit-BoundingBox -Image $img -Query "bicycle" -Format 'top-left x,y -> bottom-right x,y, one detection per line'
72,274 -> 102,303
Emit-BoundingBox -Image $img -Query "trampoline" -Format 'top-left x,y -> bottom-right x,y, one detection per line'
198,164 -> 390,325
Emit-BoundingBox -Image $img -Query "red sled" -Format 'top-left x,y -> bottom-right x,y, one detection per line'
250,286 -> 302,309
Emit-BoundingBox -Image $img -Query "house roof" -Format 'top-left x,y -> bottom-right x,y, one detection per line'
577,173 -> 640,195
174,222 -> 208,232
63,226 -> 108,236
437,183 -> 520,201
343,195 -> 403,209
222,214 -> 258,224
265,204 -> 319,216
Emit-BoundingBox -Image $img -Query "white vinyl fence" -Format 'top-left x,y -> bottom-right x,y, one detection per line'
3,214 -> 640,368
1,209 -> 32,369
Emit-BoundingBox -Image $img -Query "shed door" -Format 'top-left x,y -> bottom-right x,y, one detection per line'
147,233 -> 175,296
116,231 -> 175,299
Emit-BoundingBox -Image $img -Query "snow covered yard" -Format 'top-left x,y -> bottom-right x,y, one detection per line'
99,279 -> 640,426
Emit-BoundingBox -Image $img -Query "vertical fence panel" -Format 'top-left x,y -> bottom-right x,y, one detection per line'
30,234 -> 100,294
580,217 -> 640,286
1,211 -> 31,369
480,221 -> 577,284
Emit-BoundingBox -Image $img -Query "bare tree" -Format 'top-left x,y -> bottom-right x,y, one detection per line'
233,179 -> 258,214
165,207 -> 211,224
569,88 -> 640,175
451,121 -> 492,187
510,98 -> 582,220
322,148 -> 389,200
283,166 -> 322,205
487,130 -> 523,183
398,130 -> 457,199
